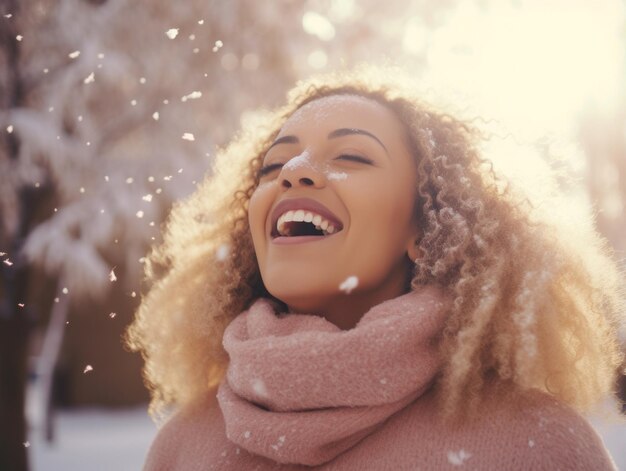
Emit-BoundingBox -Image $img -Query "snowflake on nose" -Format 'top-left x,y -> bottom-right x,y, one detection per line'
283,151 -> 312,171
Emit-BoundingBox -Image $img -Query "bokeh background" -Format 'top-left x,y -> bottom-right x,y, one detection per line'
1,0 -> 625,470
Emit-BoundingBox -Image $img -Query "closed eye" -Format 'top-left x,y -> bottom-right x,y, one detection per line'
258,162 -> 284,178
335,154 -> 374,165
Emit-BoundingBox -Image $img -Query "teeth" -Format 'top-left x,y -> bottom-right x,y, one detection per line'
275,208 -> 340,237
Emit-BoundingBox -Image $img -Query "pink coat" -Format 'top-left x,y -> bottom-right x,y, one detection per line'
143,384 -> 615,470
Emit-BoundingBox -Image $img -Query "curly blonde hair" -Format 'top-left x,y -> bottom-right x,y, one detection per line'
127,68 -> 625,420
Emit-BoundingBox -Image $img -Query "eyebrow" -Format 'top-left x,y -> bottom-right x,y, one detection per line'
267,128 -> 388,153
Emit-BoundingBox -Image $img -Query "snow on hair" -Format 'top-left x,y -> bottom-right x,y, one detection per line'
126,66 -> 625,421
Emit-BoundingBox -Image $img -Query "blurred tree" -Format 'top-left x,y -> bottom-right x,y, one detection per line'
1,2 -> 36,469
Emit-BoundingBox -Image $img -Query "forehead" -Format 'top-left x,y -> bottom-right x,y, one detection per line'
280,94 -> 405,138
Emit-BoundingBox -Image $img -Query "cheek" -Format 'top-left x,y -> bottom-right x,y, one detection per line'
248,182 -> 275,248
342,176 -> 416,250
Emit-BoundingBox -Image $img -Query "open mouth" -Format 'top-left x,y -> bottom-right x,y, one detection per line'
271,209 -> 343,238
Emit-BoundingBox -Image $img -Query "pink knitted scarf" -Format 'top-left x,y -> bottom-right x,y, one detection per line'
216,285 -> 451,467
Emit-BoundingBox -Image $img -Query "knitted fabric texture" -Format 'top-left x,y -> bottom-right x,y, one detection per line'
216,285 -> 450,466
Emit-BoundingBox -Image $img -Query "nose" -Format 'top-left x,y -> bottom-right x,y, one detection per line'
279,153 -> 326,190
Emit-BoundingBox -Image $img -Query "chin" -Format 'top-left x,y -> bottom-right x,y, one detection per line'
265,286 -> 331,315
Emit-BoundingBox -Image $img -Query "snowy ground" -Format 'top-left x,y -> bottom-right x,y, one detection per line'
26,404 -> 625,470
589,414 -> 626,470
28,406 -> 156,471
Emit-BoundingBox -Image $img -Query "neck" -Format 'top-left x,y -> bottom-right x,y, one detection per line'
287,264 -> 413,330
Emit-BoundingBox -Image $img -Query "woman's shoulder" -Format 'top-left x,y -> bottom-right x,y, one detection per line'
375,384 -> 616,470
456,385 -> 616,470
494,387 -> 616,470
142,392 -> 224,470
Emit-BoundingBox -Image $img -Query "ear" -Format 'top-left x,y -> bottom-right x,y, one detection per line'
406,230 -> 424,262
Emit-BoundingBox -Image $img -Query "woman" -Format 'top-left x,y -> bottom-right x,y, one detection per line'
128,69 -> 624,470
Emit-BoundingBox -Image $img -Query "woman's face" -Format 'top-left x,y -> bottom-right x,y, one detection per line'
248,94 -> 421,324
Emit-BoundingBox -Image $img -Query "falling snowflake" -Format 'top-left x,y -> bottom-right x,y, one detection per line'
182,132 -> 195,141
139,77 -> 146,84
165,28 -> 179,39
104,175 -> 109,182
0,252 -> 5,256
83,72 -> 95,84
126,177 -> 134,184
131,291 -> 137,298
18,303 -> 24,308
181,91 -> 202,102
243,431 -> 251,439
109,312 -> 117,319
83,365 -> 93,374
130,99 -> 137,106
3,259 -> 13,266
163,175 -> 172,181
216,244 -> 230,261
142,194 -> 153,202
136,210 -> 144,218
251,378 -> 268,397
4,13 -> 13,18
109,269 -> 117,282
339,276 -> 358,294
16,34 -> 23,41
68,50 -> 80,59
152,112 -> 159,121
212,40 -> 223,52
62,287 -> 69,294
6,125 -> 14,133
198,19 -> 204,25
23,441 -> 30,448
447,449 -> 471,466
